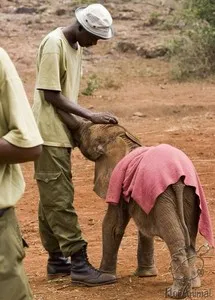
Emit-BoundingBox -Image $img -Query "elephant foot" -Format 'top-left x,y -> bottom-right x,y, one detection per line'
165,280 -> 191,299
191,276 -> 201,288
134,266 -> 158,277
99,268 -> 116,276
190,266 -> 201,288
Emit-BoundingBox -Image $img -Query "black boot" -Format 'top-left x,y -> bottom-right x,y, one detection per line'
47,252 -> 71,279
70,246 -> 116,286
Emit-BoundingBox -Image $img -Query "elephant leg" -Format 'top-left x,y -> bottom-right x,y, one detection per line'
183,185 -> 201,288
100,199 -> 130,274
155,187 -> 191,299
167,245 -> 191,299
187,246 -> 201,288
134,232 -> 157,277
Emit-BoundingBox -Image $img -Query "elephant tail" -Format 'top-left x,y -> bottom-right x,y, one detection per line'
172,180 -> 191,249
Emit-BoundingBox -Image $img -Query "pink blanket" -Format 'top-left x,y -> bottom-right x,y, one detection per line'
106,144 -> 214,247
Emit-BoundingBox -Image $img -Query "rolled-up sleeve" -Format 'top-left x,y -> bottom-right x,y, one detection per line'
36,38 -> 62,92
0,49 -> 43,148
36,52 -> 62,91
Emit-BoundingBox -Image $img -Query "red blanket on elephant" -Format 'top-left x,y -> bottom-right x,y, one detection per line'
106,144 -> 214,247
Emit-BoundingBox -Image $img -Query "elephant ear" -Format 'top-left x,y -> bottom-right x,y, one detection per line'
125,131 -> 142,146
93,136 -> 130,199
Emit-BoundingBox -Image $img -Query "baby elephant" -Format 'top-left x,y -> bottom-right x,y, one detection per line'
63,116 -> 214,299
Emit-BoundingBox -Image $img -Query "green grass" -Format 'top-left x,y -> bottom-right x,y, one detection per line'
82,74 -> 100,96
166,0 -> 215,80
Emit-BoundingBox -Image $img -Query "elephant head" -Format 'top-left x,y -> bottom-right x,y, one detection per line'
71,119 -> 142,199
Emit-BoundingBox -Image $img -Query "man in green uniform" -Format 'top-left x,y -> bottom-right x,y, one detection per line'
33,3 -> 118,286
0,47 -> 43,300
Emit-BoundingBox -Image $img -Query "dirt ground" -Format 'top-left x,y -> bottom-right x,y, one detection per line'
1,0 -> 215,299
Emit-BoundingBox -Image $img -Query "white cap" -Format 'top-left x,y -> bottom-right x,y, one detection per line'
75,4 -> 113,39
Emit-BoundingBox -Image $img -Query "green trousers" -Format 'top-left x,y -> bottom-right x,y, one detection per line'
34,146 -> 87,257
0,208 -> 33,300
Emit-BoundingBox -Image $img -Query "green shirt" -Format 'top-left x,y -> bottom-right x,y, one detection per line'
0,48 -> 43,209
33,28 -> 83,147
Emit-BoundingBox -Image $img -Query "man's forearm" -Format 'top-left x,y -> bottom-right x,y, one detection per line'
43,90 -> 93,120
43,90 -> 118,124
57,110 -> 82,130
0,138 -> 42,164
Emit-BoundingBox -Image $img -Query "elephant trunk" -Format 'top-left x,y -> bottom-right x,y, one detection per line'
71,120 -> 92,148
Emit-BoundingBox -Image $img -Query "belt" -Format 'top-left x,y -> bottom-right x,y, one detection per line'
0,207 -> 10,217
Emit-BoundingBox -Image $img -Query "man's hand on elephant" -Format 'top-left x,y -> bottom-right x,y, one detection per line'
89,112 -> 118,124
